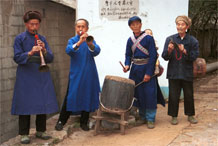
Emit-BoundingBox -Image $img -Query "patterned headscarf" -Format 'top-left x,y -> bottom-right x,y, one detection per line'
175,15 -> 192,27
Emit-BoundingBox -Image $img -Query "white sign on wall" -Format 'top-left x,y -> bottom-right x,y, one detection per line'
99,0 -> 139,20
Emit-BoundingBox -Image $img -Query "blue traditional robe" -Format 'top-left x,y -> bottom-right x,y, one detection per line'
11,30 -> 59,115
125,32 -> 164,110
65,35 -> 100,113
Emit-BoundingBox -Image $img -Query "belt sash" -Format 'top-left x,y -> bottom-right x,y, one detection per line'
132,58 -> 149,65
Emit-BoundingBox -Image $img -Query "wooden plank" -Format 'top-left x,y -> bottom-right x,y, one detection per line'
93,116 -> 128,125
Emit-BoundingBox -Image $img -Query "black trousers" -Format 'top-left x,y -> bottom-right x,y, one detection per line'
57,87 -> 89,125
168,79 -> 195,117
19,114 -> 46,135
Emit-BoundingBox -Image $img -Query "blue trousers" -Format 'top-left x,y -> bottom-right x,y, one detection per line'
139,108 -> 157,122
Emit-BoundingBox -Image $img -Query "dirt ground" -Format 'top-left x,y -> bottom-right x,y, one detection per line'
2,71 -> 217,146
55,71 -> 218,146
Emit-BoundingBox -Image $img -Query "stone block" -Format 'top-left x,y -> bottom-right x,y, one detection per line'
0,58 -> 2,69
0,90 -> 13,103
0,25 -> 3,36
7,46 -> 14,58
58,70 -> 69,78
8,68 -> 16,79
2,58 -> 13,69
0,120 -> 18,143
1,69 -> 9,80
0,99 -> 13,114
46,36 -> 59,45
8,26 -> 20,36
0,79 -> 14,91
1,68 -> 16,80
0,14 -> 2,25
48,21 -> 59,28
2,25 -> 9,37
0,112 -> 17,125
11,3 -> 25,16
0,47 -> 7,58
10,15 -> 23,26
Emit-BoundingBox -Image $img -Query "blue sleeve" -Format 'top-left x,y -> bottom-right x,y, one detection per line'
41,36 -> 54,63
89,40 -> 101,57
145,36 -> 157,76
161,37 -> 172,61
125,38 -> 133,66
184,38 -> 199,61
13,36 -> 29,65
65,38 -> 77,56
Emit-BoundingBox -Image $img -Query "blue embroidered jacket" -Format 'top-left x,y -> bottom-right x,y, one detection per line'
162,33 -> 199,81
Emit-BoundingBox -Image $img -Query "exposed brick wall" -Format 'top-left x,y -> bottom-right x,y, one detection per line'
0,0 -> 75,143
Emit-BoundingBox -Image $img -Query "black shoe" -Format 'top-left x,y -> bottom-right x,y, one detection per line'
55,121 -> 64,131
80,124 -> 89,131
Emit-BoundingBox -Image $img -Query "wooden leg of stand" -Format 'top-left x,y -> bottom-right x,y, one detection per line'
121,113 -> 125,135
94,107 -> 102,136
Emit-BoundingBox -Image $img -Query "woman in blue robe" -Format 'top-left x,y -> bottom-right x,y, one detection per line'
123,16 -> 165,129
55,18 -> 100,131
11,11 -> 58,144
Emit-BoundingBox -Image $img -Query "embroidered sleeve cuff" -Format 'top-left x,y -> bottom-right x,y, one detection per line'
72,44 -> 79,51
88,45 -> 95,52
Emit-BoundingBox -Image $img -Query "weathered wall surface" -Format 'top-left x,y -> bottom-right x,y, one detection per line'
77,0 -> 189,88
0,0 -> 75,143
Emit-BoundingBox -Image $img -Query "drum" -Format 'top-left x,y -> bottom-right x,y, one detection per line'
100,75 -> 135,111
193,58 -> 206,77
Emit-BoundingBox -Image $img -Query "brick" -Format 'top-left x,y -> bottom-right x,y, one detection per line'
2,24 -> 9,37
1,107 -> 16,118
7,46 -> 14,58
0,38 -> 3,50
2,58 -> 13,69
57,62 -> 69,70
10,17 -> 23,27
0,90 -> 14,103
0,112 -> 17,125
11,4 -> 25,16
18,25 -> 25,33
50,46 -> 61,54
0,47 -> 7,58
48,21 -> 59,28
0,14 -> 2,25
59,78 -> 68,87
0,59 -> 2,70
0,25 -> 3,37
0,119 -> 18,142
46,36 -> 57,45
58,69 -> 69,78
1,68 -> 16,80
8,68 -> 16,79
1,69 -> 9,80
0,79 -> 15,91
0,129 -> 18,144
8,26 -> 20,36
